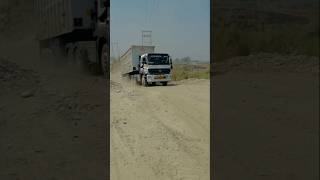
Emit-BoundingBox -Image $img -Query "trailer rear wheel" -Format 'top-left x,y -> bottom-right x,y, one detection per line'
67,47 -> 75,65
74,48 -> 85,69
100,44 -> 109,76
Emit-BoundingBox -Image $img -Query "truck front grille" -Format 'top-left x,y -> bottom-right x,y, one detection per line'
148,69 -> 170,75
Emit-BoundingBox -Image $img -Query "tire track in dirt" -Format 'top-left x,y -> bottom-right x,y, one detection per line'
110,72 -> 210,180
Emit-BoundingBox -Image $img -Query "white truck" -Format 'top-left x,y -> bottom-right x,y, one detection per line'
33,0 -> 110,75
119,45 -> 173,86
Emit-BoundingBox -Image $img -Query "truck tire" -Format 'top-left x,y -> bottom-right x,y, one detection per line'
100,44 -> 109,76
162,82 -> 168,86
67,47 -> 75,65
74,48 -> 85,70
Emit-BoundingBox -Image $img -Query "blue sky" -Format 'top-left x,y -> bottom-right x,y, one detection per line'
110,0 -> 210,61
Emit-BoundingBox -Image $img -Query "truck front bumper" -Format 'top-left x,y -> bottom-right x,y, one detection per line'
146,74 -> 171,83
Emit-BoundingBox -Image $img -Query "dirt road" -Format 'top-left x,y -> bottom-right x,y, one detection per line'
110,70 -> 210,179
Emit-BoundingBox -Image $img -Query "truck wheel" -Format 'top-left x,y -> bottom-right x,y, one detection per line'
100,44 -> 109,76
74,48 -> 85,70
67,48 -> 74,65
162,82 -> 168,86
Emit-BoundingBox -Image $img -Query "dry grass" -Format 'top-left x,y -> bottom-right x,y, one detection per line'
171,63 -> 210,81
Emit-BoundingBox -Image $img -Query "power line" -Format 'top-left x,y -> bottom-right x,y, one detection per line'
141,31 -> 152,46
145,0 -> 150,24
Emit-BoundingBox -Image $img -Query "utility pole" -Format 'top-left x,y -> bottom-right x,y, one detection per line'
141,30 -> 152,47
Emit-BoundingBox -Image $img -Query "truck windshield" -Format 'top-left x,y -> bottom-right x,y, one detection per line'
148,55 -> 170,65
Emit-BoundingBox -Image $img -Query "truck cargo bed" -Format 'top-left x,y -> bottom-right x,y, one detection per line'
119,45 -> 155,75
34,0 -> 98,40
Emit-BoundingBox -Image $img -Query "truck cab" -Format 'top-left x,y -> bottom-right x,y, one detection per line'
138,53 -> 173,86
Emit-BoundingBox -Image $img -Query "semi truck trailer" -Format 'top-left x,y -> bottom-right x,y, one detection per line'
119,45 -> 173,86
33,0 -> 110,75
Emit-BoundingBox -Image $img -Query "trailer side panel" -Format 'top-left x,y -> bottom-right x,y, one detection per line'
35,0 -> 95,41
119,45 -> 155,75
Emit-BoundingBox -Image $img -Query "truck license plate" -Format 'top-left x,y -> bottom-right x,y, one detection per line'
155,75 -> 165,79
